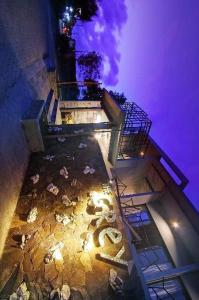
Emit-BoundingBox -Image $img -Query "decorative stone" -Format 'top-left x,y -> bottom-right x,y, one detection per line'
43,155 -> 55,161
57,137 -> 66,143
60,167 -> 69,179
9,282 -> 30,300
49,242 -> 64,262
83,166 -> 95,175
47,183 -> 59,195
78,143 -> 87,149
55,214 -> 71,226
27,207 -> 38,223
30,174 -> 39,184
109,269 -> 123,295
50,284 -> 70,300
62,195 -> 72,207
20,234 -> 31,249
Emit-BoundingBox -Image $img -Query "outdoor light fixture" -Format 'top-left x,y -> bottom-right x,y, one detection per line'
172,221 -> 179,229
140,151 -> 144,157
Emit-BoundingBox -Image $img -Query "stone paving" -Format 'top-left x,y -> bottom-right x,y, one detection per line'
0,135 -> 131,299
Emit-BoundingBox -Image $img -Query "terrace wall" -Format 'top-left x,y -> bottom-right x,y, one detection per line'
0,0 -> 56,257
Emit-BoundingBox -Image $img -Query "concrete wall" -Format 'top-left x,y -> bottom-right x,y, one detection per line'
147,190 -> 199,299
102,90 -> 125,164
0,0 -> 56,257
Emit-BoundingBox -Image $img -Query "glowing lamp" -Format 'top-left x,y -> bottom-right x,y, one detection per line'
172,221 -> 179,229
140,151 -> 144,157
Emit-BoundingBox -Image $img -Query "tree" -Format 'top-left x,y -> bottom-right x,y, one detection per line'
54,0 -> 99,22
77,52 -> 102,81
83,80 -> 103,100
75,0 -> 99,21
109,91 -> 127,105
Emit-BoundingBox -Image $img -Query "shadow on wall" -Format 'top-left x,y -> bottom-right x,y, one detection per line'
0,0 -> 53,258
72,0 -> 128,86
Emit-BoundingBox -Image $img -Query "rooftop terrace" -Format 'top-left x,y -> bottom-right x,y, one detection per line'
0,135 -> 134,299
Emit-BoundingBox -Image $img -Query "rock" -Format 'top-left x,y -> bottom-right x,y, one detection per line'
9,282 -> 30,300
57,137 -> 66,143
27,208 -> 38,223
78,143 -> 87,149
48,242 -> 64,262
62,195 -> 72,207
20,234 -> 31,249
55,214 -> 71,226
60,167 -> 69,180
83,166 -> 90,175
47,183 -> 59,196
109,269 -> 123,295
61,284 -> 70,300
83,166 -> 95,175
30,174 -> 39,185
50,284 -> 70,300
43,155 -> 55,161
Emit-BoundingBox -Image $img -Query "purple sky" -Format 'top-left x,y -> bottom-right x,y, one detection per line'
73,0 -> 199,211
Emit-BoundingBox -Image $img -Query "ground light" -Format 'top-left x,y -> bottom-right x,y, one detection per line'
172,221 -> 179,229
140,151 -> 145,157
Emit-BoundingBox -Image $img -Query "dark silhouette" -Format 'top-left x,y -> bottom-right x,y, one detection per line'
77,51 -> 102,81
109,91 -> 127,105
53,0 -> 99,21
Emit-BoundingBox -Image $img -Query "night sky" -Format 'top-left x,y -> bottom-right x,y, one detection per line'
73,0 -> 199,211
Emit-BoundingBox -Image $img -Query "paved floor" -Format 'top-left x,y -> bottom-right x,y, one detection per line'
0,135 -> 131,299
